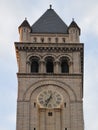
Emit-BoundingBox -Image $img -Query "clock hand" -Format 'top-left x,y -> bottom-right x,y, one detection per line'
45,94 -> 52,106
45,97 -> 49,106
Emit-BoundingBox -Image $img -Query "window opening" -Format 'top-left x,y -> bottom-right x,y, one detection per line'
31,60 -> 39,73
61,60 -> 69,73
34,37 -> 37,42
64,102 -> 66,107
34,102 -> 36,107
55,38 -> 58,43
46,60 -> 53,73
48,38 -> 51,42
41,38 -> 44,43
23,28 -> 25,32
48,112 -> 52,116
62,38 -> 66,43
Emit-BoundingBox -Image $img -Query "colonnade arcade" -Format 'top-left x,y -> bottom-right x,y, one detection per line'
26,55 -> 73,74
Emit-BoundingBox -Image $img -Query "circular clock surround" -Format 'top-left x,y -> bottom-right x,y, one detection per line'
37,89 -> 63,108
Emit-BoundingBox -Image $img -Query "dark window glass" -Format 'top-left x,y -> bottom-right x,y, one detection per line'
55,38 -> 58,43
41,38 -> 44,43
48,38 -> 51,42
34,37 -> 37,42
34,102 -> 36,107
62,38 -> 66,42
64,102 -> 66,107
31,60 -> 39,73
61,61 -> 69,73
46,60 -> 53,73
48,112 -> 52,116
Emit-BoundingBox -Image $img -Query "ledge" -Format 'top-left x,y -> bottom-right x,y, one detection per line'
17,73 -> 83,78
15,42 -> 84,52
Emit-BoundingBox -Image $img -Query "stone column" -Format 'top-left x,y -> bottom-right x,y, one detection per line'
39,60 -> 45,73
26,61 -> 31,73
54,60 -> 60,73
69,61 -> 73,74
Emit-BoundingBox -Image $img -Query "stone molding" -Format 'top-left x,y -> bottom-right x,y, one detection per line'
15,42 -> 83,52
22,79 -> 77,102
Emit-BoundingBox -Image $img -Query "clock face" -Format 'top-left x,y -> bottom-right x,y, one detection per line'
37,89 -> 63,108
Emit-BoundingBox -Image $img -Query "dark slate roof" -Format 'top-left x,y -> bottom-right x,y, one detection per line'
68,20 -> 81,35
31,8 -> 68,34
19,19 -> 31,29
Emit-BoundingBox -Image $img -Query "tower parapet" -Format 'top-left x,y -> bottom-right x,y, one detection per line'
68,19 -> 81,43
18,18 -> 31,42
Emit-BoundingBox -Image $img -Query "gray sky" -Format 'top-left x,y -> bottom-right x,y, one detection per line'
0,0 -> 98,130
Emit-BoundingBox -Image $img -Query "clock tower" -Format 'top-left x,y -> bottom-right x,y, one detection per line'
15,6 -> 84,130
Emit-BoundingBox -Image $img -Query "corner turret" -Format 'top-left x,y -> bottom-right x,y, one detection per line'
68,19 -> 81,43
18,18 -> 31,42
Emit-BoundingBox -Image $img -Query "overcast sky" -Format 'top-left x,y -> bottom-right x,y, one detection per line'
0,0 -> 98,130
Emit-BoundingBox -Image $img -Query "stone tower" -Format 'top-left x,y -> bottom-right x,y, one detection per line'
15,6 -> 84,130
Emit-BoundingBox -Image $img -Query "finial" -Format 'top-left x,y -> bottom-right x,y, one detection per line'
72,18 -> 74,21
25,17 -> 27,20
50,4 -> 52,9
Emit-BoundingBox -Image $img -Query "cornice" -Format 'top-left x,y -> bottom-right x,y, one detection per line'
15,42 -> 84,53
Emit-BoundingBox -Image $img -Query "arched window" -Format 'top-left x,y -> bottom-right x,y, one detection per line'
46,58 -> 54,73
31,60 -> 39,73
61,60 -> 69,73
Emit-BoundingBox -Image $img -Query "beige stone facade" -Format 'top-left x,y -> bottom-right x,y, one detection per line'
19,28 -> 80,43
15,7 -> 84,130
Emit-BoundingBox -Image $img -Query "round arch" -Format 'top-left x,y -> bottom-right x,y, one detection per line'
42,54 -> 56,61
23,80 -> 77,102
57,54 -> 72,62
26,53 -> 41,62
26,53 -> 41,73
57,54 -> 73,73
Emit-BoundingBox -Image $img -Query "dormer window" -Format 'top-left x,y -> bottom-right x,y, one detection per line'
48,38 -> 51,42
55,38 -> 58,43
62,38 -> 66,43
34,37 -> 37,42
41,38 -> 44,43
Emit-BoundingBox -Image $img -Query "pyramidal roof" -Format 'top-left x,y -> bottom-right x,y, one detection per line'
31,6 -> 68,34
19,18 -> 31,29
68,20 -> 80,35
